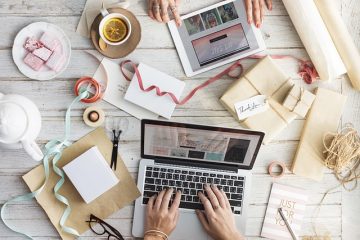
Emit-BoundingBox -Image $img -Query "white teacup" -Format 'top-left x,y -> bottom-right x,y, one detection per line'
99,6 -> 132,46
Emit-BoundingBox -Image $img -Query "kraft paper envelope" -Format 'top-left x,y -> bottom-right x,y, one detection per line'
291,88 -> 347,181
23,128 -> 141,240
220,56 -> 297,144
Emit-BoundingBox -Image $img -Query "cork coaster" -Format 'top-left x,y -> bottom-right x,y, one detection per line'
90,8 -> 141,59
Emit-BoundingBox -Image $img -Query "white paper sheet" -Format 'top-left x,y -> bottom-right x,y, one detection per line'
124,63 -> 186,119
94,58 -> 159,120
282,0 -> 346,81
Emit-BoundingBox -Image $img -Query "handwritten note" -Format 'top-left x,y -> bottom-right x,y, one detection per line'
234,95 -> 269,120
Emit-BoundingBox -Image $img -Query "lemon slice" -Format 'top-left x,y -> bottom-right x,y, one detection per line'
103,18 -> 128,42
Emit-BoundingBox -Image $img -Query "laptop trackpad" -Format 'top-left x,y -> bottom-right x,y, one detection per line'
171,212 -> 209,240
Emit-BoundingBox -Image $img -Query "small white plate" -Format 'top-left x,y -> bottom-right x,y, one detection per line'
12,22 -> 71,80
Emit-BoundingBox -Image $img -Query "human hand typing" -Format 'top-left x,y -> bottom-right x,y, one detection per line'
196,184 -> 244,240
144,188 -> 181,240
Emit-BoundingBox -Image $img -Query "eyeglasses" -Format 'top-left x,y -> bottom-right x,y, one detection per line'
86,214 -> 125,240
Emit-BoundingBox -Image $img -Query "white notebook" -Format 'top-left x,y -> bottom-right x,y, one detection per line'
124,63 -> 186,119
63,146 -> 119,204
261,183 -> 309,240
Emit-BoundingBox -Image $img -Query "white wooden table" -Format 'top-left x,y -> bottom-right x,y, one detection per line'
1,0 -> 360,239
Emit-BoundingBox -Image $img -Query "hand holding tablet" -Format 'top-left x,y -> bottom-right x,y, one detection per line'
147,0 -> 273,28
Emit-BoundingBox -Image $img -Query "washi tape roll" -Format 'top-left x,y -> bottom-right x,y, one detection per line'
74,77 -> 102,103
268,161 -> 286,178
83,106 -> 105,128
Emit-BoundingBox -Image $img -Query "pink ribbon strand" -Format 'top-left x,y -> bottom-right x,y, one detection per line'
120,55 -> 319,106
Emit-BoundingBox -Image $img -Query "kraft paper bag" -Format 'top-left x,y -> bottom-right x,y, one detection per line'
220,56 -> 297,144
291,88 -> 347,181
23,128 -> 141,240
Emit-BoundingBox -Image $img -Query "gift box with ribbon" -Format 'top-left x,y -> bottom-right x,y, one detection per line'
220,56 -> 297,144
283,85 -> 316,118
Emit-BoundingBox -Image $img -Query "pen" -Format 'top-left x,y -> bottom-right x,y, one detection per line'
278,208 -> 298,240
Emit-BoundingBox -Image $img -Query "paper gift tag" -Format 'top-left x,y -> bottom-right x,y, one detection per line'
234,95 -> 269,120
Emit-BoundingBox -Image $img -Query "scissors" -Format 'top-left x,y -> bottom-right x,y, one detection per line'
110,129 -> 122,171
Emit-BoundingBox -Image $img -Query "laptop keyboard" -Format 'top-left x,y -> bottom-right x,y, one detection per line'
142,166 -> 245,215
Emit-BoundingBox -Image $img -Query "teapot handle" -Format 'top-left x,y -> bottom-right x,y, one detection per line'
22,140 -> 44,161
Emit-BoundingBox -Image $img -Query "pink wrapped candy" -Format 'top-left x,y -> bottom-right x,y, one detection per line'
24,52 -> 44,71
39,32 -> 60,51
24,37 -> 43,52
46,46 -> 65,72
33,47 -> 52,61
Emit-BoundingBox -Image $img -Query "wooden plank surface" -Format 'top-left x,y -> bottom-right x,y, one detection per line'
0,0 -> 359,239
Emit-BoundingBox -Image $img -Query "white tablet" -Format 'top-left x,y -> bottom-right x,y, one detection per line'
168,0 -> 266,77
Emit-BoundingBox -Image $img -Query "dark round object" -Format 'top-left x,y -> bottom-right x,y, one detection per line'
88,111 -> 100,122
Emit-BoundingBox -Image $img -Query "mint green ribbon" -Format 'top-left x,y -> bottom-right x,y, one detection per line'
1,91 -> 88,239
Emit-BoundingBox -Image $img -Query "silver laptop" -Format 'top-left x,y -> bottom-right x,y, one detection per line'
132,120 -> 264,240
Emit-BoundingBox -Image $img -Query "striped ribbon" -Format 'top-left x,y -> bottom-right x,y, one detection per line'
0,90 -> 89,239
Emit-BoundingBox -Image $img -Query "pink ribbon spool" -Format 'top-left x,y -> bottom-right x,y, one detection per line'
268,161 -> 286,178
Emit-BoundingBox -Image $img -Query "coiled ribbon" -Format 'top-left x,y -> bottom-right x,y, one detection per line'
1,90 -> 89,239
120,55 -> 319,106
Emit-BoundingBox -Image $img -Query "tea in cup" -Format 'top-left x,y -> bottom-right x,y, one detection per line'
99,5 -> 132,46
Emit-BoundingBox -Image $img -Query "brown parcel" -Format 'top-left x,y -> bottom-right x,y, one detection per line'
283,85 -> 316,118
220,56 -> 297,144
23,128 -> 141,240
291,88 -> 347,181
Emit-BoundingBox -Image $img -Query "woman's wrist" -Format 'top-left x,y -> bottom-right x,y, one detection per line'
144,234 -> 164,240
144,229 -> 169,240
227,230 -> 244,240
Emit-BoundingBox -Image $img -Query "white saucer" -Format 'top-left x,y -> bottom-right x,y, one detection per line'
12,22 -> 71,80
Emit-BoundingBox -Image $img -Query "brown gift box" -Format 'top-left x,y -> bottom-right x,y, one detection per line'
220,56 -> 297,144
283,85 -> 316,118
23,128 -> 141,240
291,88 -> 347,181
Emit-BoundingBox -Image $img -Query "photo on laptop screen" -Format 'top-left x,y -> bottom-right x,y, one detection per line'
168,0 -> 266,77
142,121 -> 264,169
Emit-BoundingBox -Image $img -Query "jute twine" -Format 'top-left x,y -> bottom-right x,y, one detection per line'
323,125 -> 360,190
302,125 -> 360,240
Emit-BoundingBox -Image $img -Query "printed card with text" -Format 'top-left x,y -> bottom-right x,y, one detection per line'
261,183 -> 309,240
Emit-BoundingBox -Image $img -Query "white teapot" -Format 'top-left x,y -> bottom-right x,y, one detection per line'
0,92 -> 43,161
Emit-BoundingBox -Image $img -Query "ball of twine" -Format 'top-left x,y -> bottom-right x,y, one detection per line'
323,124 -> 360,191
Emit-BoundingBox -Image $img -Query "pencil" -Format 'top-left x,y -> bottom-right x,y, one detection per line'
278,208 -> 298,240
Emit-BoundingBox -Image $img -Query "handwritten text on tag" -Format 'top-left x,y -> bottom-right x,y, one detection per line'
234,95 -> 269,120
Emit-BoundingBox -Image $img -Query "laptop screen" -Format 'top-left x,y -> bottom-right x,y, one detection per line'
141,120 -> 264,169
